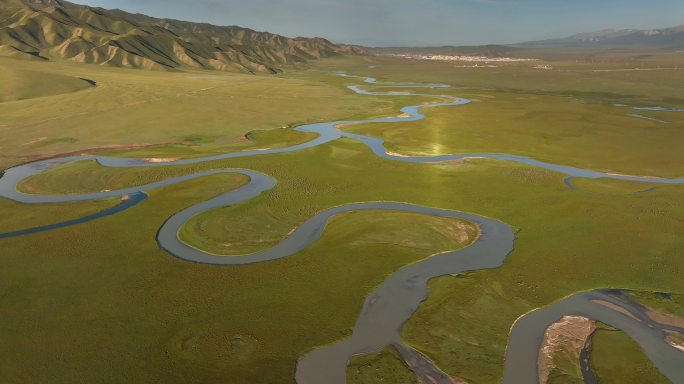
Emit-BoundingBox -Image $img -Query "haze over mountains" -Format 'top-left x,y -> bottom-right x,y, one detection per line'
366,45 -> 524,56
364,24 -> 684,58
521,25 -> 684,47
0,0 -> 369,73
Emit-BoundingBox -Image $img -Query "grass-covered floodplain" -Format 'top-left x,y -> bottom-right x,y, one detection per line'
4,135 -> 684,383
342,89 -> 684,178
2,48 -> 684,383
625,291 -> 684,319
567,177 -> 663,196
346,345 -> 419,384
179,206 -> 478,256
0,144 -> 487,383
547,369 -> 583,384
0,56 -> 435,172
588,323 -> 672,384
310,51 -> 684,178
17,159 -> 252,195
0,197 -> 119,234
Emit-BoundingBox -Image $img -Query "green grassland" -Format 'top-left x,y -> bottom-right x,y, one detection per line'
625,291 -> 684,318
568,177 -> 663,195
314,50 -> 684,102
346,345 -> 418,384
0,197 -> 119,234
3,135 -> 684,382
0,56 -> 438,172
0,143 -> 492,383
17,159 -> 251,195
0,66 -> 94,102
588,323 -> 671,384
342,89 -> 684,177
179,206 -> 478,256
2,49 -> 684,383
547,369 -> 583,384
310,53 -> 684,178
542,335 -> 586,384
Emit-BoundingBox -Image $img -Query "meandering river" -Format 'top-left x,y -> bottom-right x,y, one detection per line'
1,73 -> 683,383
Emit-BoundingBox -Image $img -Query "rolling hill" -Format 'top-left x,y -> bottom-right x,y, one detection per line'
0,0 -> 370,73
0,65 -> 93,101
520,25 -> 684,47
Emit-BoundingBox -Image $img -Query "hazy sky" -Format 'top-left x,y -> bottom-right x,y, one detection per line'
81,0 -> 684,46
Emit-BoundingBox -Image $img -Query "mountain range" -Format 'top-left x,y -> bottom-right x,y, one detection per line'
366,25 -> 684,54
520,25 -> 684,47
0,0 -> 369,73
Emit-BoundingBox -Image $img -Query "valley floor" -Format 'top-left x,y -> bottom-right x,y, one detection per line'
1,50 -> 683,383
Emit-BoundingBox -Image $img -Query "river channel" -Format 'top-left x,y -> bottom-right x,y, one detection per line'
1,73 -> 683,383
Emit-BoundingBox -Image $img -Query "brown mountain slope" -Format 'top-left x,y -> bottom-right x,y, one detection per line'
0,0 -> 370,73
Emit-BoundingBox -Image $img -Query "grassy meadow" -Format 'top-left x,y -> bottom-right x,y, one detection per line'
346,346 -> 418,384
0,56 -> 438,172
179,206 -> 478,256
1,141 -> 492,383
17,159 -> 252,195
1,49 -> 684,383
568,177 -> 663,195
0,197 -> 119,234
588,323 -> 671,384
4,136 -> 684,383
625,291 -> 684,318
311,52 -> 684,178
0,66 -> 94,102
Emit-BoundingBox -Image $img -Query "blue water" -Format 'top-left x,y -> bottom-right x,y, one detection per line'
632,106 -> 684,112
614,103 -> 682,123
614,104 -> 684,112
563,176 -> 603,195
579,345 -> 599,384
0,192 -> 147,239
503,289 -> 684,384
633,187 -> 657,194
565,176 -> 660,195
627,114 -> 670,123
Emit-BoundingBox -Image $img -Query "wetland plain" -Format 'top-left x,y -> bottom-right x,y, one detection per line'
2,38 -> 684,384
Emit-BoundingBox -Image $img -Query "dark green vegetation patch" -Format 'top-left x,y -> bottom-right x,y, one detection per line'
346,345 -> 419,384
588,323 -> 672,384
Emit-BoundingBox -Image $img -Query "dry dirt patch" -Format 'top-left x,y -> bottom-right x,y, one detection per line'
537,315 -> 595,384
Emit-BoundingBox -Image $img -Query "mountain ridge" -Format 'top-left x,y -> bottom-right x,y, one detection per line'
0,0 -> 370,73
520,25 -> 684,47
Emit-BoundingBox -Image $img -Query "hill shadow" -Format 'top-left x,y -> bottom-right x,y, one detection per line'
79,78 -> 97,86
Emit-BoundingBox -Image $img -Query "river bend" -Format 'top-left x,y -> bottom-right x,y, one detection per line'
1,72 -> 683,383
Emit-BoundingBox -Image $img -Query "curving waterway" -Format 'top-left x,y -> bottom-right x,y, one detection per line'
295,205 -> 514,384
1,72 -> 684,383
503,289 -> 684,384
0,192 -> 147,239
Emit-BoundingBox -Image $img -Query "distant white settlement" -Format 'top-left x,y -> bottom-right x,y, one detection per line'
379,54 -> 539,62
